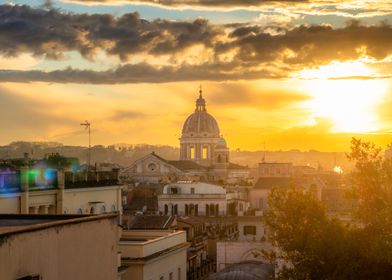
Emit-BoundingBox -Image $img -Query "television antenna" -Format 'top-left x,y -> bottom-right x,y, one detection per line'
80,120 -> 91,171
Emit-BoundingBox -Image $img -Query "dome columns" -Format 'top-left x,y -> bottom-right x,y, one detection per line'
180,142 -> 214,162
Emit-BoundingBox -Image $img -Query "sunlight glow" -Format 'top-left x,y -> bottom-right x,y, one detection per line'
301,62 -> 388,133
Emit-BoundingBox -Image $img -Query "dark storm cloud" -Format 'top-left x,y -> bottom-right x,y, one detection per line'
225,22 -> 392,66
0,4 -> 220,60
2,5 -> 392,83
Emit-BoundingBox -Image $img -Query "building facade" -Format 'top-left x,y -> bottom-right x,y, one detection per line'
122,90 -> 250,184
0,214 -> 120,280
158,182 -> 227,216
0,167 -> 123,216
120,229 -> 189,280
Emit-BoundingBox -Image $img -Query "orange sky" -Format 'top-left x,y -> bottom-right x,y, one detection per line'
1,1 -> 392,151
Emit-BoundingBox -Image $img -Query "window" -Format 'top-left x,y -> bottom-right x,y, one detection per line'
170,187 -> 178,194
147,162 -> 157,171
164,204 -> 168,215
190,146 -> 195,159
243,225 -> 256,235
202,147 -> 208,159
190,187 -> 195,194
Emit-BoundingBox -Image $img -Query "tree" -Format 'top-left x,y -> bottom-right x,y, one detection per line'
263,138 -> 392,279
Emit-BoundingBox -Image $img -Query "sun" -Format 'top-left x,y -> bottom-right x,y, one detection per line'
299,61 -> 388,133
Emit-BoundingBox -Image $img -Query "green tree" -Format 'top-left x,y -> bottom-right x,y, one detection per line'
263,138 -> 392,279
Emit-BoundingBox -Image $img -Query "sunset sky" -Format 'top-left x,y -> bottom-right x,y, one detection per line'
1,0 -> 392,151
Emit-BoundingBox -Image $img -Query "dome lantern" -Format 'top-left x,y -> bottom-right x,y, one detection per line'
195,86 -> 206,112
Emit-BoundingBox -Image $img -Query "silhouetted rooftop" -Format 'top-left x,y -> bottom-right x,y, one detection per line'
207,261 -> 274,280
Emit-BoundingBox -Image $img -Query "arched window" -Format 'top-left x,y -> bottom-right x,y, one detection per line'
111,204 -> 116,212
164,204 -> 169,215
217,154 -> 222,163
90,207 -> 95,214
101,205 -> 106,213
77,208 -> 83,214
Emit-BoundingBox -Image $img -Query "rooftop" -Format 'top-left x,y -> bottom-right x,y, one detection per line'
120,229 -> 189,261
126,215 -> 176,230
0,214 -> 118,236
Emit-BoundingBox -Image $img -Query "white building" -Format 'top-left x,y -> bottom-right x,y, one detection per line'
216,216 -> 273,272
0,168 -> 123,216
120,229 -> 189,280
158,182 -> 227,216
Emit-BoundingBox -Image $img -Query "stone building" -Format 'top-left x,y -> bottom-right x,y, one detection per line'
180,90 -> 229,170
121,90 -> 250,184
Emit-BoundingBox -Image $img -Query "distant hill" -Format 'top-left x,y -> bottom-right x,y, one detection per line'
0,141 -> 353,172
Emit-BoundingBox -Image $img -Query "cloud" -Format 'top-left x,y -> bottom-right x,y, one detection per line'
0,4 -> 220,60
111,110 -> 146,120
0,62 -> 286,83
208,83 -> 310,110
1,5 -> 392,83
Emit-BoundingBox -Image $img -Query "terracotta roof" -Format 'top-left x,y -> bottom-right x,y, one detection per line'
167,160 -> 207,171
149,152 -> 206,171
253,177 -> 291,189
177,216 -> 206,225
125,196 -> 158,212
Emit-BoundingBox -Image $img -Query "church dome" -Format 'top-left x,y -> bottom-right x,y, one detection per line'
182,91 -> 220,137
216,137 -> 227,148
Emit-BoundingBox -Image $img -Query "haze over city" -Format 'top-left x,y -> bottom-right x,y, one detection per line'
2,0 -> 392,151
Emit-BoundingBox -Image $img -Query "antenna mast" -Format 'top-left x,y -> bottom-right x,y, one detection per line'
80,120 -> 91,171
